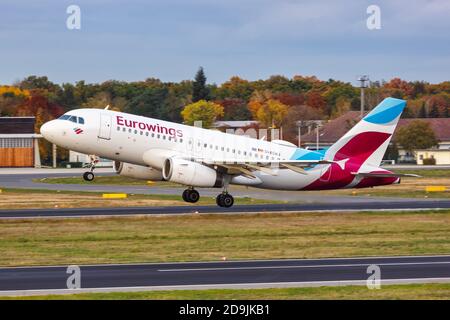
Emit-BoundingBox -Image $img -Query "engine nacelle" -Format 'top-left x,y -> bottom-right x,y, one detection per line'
162,157 -> 223,187
114,161 -> 163,181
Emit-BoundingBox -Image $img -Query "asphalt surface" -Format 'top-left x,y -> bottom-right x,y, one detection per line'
1,169 -> 446,203
1,255 -> 449,295
1,200 -> 450,219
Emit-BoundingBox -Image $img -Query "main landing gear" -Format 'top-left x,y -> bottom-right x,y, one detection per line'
181,188 -> 235,208
216,192 -> 234,208
82,155 -> 98,182
182,188 -> 200,203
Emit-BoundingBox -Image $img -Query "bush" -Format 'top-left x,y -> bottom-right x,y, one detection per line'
422,158 -> 436,165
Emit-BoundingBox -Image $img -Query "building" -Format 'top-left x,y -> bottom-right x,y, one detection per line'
0,117 -> 41,167
300,111 -> 450,164
416,149 -> 450,165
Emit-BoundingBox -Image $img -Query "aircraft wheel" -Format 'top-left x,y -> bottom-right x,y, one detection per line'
216,194 -> 225,206
187,189 -> 200,203
182,189 -> 190,202
222,194 -> 234,208
217,193 -> 233,208
83,171 -> 95,181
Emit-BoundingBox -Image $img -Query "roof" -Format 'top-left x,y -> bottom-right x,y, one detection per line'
300,111 -> 450,143
213,120 -> 259,128
0,117 -> 35,134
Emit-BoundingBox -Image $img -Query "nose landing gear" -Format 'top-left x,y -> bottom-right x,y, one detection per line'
82,155 -> 98,182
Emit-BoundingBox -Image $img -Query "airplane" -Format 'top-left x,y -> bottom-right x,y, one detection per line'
40,97 -> 417,208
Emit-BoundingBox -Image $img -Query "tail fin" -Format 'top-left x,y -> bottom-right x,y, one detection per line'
325,97 -> 406,167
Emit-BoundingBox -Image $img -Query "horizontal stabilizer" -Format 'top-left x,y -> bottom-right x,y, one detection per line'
352,172 -> 421,178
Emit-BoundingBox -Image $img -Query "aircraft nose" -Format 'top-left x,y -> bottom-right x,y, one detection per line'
40,120 -> 58,141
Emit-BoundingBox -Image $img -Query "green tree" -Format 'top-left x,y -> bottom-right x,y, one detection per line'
192,67 -> 210,102
181,100 -> 224,128
396,120 -> 438,152
125,87 -> 170,119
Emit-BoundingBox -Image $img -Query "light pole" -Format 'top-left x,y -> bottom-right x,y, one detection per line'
357,75 -> 369,117
315,121 -> 322,151
296,121 -> 302,147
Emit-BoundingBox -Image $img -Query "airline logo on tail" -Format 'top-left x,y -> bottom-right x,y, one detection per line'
304,97 -> 406,190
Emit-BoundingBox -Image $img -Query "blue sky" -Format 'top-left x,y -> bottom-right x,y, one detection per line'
0,0 -> 449,85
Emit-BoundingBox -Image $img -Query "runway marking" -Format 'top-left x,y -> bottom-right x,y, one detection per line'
1,255 -> 450,270
1,277 -> 450,296
0,207 -> 449,220
158,261 -> 450,272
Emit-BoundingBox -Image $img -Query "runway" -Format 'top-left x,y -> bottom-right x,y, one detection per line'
1,255 -> 449,295
1,169 -> 447,204
1,199 -> 450,219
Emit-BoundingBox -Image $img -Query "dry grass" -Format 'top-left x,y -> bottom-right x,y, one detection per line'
0,210 -> 448,267
0,192 -> 182,209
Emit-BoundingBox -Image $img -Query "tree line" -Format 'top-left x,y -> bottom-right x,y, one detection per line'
0,68 -> 448,163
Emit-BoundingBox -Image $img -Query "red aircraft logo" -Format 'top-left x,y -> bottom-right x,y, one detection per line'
73,127 -> 83,135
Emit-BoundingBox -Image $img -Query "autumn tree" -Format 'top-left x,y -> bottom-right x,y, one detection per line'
305,91 -> 326,110
192,67 -> 210,102
396,120 -> 438,152
181,100 -> 224,128
248,91 -> 288,128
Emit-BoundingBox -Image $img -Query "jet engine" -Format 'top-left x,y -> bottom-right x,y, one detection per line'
114,161 -> 163,181
162,157 -> 223,187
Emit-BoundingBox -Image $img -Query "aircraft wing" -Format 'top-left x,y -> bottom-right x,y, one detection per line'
189,158 -> 333,177
352,172 -> 421,178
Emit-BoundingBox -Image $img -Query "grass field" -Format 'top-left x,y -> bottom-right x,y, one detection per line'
0,210 -> 448,267
0,188 -> 280,209
34,175 -> 177,186
3,283 -> 449,300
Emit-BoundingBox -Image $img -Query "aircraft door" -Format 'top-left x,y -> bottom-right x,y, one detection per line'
98,114 -> 112,140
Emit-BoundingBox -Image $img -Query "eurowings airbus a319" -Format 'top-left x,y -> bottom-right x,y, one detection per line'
40,97 -> 416,208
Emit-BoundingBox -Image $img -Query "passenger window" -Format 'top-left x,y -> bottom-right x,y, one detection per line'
180,138 -> 183,143
122,127 -> 126,132
140,131 -> 143,135
134,130 -> 137,134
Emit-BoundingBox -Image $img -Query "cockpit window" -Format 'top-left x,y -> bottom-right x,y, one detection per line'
59,114 -> 85,124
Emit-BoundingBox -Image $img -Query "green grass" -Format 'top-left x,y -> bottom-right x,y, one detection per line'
395,169 -> 450,178
33,175 -> 176,186
3,283 -> 450,300
0,210 -> 448,267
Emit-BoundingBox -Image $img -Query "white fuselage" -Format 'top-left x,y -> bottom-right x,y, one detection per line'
41,108 -> 329,190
